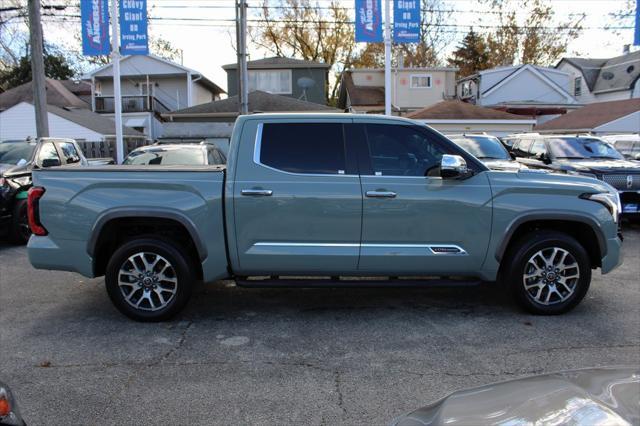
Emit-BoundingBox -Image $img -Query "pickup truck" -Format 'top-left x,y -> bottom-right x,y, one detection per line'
27,114 -> 623,321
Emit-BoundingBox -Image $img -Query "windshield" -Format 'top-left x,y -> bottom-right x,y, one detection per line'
549,137 -> 624,160
123,147 -> 205,165
0,142 -> 36,165
451,136 -> 510,160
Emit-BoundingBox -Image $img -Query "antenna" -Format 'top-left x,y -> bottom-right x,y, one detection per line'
297,77 -> 315,101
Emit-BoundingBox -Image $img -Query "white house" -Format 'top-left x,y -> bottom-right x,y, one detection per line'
556,50 -> 640,104
86,55 -> 225,139
0,101 -> 142,142
338,67 -> 458,114
456,64 -> 579,125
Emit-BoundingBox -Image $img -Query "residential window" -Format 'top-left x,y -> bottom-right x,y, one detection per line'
259,123 -> 346,174
248,70 -> 292,94
410,74 -> 432,89
574,76 -> 582,97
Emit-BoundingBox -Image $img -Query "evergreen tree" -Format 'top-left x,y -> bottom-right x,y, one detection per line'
0,50 -> 75,91
447,29 -> 491,77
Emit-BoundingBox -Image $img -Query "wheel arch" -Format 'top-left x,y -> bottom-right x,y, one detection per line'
88,208 -> 207,277
496,212 -> 606,269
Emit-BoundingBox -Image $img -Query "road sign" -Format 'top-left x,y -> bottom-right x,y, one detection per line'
120,0 -> 149,55
393,0 -> 420,43
81,0 -> 110,55
355,0 -> 383,42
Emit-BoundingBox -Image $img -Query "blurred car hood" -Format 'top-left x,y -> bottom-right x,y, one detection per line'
556,159 -> 640,174
391,367 -> 639,426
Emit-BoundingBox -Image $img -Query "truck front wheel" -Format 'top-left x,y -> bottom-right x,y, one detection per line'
105,238 -> 195,321
502,231 -> 591,315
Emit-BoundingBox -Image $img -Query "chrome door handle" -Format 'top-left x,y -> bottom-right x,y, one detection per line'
365,190 -> 397,198
241,189 -> 273,196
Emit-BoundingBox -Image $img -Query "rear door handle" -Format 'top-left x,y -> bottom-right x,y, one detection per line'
365,190 -> 397,198
241,189 -> 273,196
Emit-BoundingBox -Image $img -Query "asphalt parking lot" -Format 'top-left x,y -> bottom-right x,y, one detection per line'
1,224 -> 639,425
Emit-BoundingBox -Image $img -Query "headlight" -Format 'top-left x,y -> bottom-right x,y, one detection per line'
581,191 -> 621,223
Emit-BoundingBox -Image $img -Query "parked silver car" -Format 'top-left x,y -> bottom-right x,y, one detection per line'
391,367 -> 639,426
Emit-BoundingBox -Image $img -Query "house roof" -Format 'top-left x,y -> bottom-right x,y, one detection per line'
0,79 -> 89,111
222,56 -> 330,70
164,90 -> 338,116
45,104 -> 142,136
535,98 -> 640,132
337,71 -> 385,109
57,79 -> 92,96
557,50 -> 640,94
86,54 -> 225,94
405,100 -> 532,120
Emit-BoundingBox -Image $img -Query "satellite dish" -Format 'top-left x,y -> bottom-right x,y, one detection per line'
297,77 -> 315,101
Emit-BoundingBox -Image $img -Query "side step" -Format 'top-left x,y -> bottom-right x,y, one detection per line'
235,276 -> 484,288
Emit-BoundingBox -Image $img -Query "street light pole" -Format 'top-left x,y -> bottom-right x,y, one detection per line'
111,0 -> 124,164
384,0 -> 392,116
28,0 -> 49,137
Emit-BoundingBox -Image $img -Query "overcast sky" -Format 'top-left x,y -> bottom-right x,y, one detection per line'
37,0 -> 638,92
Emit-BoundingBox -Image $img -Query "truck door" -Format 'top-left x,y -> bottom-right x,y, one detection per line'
357,122 -> 493,275
232,119 -> 362,275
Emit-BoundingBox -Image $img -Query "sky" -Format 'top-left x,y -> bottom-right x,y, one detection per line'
25,0 -> 640,92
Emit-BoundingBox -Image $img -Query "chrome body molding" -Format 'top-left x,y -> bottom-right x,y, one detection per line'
250,242 -> 467,255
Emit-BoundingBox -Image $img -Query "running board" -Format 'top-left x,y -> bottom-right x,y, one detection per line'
235,277 -> 483,288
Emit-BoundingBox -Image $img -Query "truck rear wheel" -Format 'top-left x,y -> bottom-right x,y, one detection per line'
502,231 -> 591,315
105,238 -> 195,322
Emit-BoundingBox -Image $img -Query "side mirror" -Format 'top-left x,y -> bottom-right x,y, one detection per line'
440,154 -> 468,179
41,158 -> 61,168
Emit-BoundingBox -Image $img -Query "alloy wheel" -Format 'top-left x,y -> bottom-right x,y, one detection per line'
118,252 -> 178,311
522,247 -> 580,306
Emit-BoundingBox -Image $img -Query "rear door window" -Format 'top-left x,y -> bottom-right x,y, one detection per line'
529,140 -> 547,156
58,141 -> 82,164
514,139 -> 533,157
259,123 -> 346,174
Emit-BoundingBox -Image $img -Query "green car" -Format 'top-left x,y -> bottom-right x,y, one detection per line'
27,114 -> 623,321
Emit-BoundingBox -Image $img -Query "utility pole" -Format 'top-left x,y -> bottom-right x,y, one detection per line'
384,0 -> 391,116
236,0 -> 249,115
110,0 -> 124,164
28,0 -> 49,137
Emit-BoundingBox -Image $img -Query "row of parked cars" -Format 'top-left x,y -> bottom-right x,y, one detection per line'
447,132 -> 640,216
1,130 -> 638,245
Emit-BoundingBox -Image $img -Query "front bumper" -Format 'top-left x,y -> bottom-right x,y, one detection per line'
601,234 -> 623,274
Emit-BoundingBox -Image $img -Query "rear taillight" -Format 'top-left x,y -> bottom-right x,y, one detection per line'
27,186 -> 47,236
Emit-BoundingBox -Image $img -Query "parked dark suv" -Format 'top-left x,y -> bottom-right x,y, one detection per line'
508,134 -> 640,215
0,138 -> 89,244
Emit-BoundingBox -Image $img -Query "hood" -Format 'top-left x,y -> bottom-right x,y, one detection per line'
556,159 -> 640,174
391,367 -> 639,426
482,159 -> 524,172
0,162 -> 32,178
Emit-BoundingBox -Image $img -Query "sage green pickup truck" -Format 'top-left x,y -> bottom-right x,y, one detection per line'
27,114 -> 623,321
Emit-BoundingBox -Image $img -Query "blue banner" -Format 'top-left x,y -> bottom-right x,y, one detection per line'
80,0 -> 110,56
355,0 -> 383,43
393,0 -> 420,43
634,0 -> 639,46
120,0 -> 149,55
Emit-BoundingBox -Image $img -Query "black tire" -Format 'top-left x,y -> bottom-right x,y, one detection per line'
501,231 -> 591,315
105,237 -> 195,322
8,199 -> 31,245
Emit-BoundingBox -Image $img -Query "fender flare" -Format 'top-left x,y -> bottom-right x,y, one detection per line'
86,208 -> 208,261
495,211 -> 607,262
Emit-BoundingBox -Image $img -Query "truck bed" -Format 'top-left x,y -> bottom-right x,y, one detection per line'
28,165 -> 229,282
